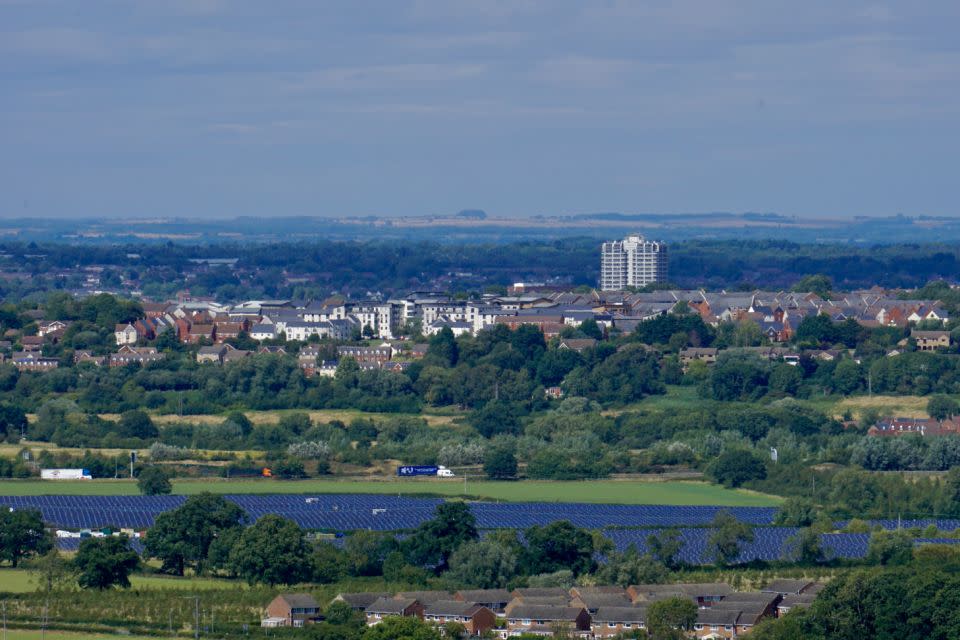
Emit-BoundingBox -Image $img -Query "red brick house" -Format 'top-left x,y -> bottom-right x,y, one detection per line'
504,605 -> 591,636
365,597 -> 424,625
261,593 -> 322,628
423,601 -> 496,636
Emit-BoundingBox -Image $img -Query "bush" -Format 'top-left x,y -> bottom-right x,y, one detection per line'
708,449 -> 768,488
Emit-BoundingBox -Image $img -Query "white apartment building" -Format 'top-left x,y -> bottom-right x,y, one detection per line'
600,234 -> 668,291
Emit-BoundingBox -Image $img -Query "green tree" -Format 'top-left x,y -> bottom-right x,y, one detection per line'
708,449 -> 767,487
483,444 -> 518,479
866,530 -> 914,566
229,514 -> 312,585
792,274 -> 833,298
768,363 -> 803,396
521,520 -> 596,576
928,395 -> 960,421
784,528 -> 826,564
774,498 -> 818,527
222,411 -> 253,438
32,548 -> 73,593
144,493 -> 246,575
325,600 -> 363,626
470,401 -> 522,438
945,467 -> 960,516
345,530 -> 399,576
708,352 -> 770,401
647,596 -> 698,640
137,466 -> 172,495
361,615 -> 441,640
733,320 -> 764,347
426,327 -> 459,367
831,360 -> 863,395
312,541 -> 347,583
646,528 -> 683,570
404,502 -> 478,571
706,511 -> 755,566
74,535 -> 139,589
597,545 -> 668,587
444,539 -> 518,589
117,409 -> 158,439
0,404 -> 27,442
795,314 -> 838,345
578,319 -> 603,340
0,506 -> 52,567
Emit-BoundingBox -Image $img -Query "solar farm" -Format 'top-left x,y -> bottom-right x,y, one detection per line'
4,493 -> 957,564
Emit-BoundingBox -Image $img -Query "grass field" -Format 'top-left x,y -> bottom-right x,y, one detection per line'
0,632 -> 160,640
0,568 -> 236,594
829,394 -> 931,420
0,477 -> 781,505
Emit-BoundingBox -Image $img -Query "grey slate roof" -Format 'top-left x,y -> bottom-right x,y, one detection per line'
507,605 -> 586,621
592,606 -> 647,623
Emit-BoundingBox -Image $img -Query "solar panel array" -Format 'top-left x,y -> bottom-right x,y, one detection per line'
604,529 -> 960,563
0,495 -> 776,532
55,536 -> 145,555
8,493 -> 954,565
834,519 -> 960,531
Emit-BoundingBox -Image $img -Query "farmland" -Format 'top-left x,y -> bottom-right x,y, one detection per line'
0,568 -> 235,594
0,477 -> 781,506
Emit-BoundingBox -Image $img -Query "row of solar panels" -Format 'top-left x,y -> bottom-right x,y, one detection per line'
0,495 -> 779,531
604,528 -> 960,563
8,494 -> 959,534
53,529 -> 959,565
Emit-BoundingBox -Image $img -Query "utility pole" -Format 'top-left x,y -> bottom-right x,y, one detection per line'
3,600 -> 7,640
41,598 -> 48,640
182,596 -> 200,640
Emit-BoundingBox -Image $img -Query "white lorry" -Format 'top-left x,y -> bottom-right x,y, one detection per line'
40,468 -> 93,480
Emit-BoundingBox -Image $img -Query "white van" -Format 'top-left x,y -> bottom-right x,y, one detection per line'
437,465 -> 455,478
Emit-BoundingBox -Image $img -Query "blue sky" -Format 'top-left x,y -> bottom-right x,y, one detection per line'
1,1 -> 958,219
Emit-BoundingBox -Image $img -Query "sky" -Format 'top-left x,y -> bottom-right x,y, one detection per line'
1,1 -> 958,220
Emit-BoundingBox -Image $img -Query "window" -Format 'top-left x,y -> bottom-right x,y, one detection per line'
608,623 -> 616,628
694,624 -> 703,631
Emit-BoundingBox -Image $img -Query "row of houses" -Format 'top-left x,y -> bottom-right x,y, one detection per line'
679,329 -> 955,369
111,286 -> 952,351
868,416 -> 960,437
260,581 -> 823,638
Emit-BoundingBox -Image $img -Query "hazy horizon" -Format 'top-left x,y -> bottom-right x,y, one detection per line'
2,1 -> 958,220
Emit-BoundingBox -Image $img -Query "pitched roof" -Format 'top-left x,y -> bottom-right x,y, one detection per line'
592,606 -> 647,623
506,605 -> 586,621
762,579 -> 815,595
512,587 -> 570,599
276,593 -> 319,609
424,601 -> 484,617
367,597 -> 418,614
394,590 -> 452,605
696,608 -> 741,625
334,592 -> 390,608
455,589 -> 512,603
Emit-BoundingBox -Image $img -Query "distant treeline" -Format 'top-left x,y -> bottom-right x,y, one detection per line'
2,239 -> 960,301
